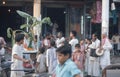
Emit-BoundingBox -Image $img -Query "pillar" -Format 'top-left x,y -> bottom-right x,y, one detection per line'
33,0 -> 41,18
102,0 -> 109,36
33,0 -> 41,51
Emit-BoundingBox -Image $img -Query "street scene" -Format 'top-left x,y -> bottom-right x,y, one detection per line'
0,0 -> 120,77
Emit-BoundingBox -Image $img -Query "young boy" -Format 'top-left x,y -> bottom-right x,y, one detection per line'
46,40 -> 57,74
55,44 -> 81,77
69,30 -> 79,52
11,33 -> 29,77
35,47 -> 47,73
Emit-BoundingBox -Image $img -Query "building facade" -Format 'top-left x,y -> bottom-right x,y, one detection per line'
0,0 -> 120,40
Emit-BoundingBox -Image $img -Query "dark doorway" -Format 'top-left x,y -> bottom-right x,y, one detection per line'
0,6 -> 23,42
91,23 -> 101,39
42,7 -> 66,36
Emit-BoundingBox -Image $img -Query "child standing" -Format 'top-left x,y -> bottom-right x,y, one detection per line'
72,44 -> 84,77
55,44 -> 81,77
35,47 -> 47,73
46,40 -> 57,74
11,33 -> 30,77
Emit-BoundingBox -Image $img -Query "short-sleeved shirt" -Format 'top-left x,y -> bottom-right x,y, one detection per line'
11,44 -> 24,70
69,38 -> 78,52
11,44 -> 25,77
55,59 -> 81,77
56,37 -> 65,48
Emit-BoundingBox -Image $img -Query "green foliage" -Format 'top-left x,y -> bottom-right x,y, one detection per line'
7,27 -> 12,38
20,24 -> 29,29
16,10 -> 32,19
7,10 -> 52,48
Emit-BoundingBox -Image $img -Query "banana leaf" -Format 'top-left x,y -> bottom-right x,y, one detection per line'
20,24 -> 29,29
7,28 -> 12,38
16,10 -> 33,19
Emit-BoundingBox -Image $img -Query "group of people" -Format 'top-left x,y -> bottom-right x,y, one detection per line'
35,31 -> 112,77
0,30 -> 113,77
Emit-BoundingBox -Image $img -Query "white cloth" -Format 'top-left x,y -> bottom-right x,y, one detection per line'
88,58 -> 100,76
100,38 -> 112,70
85,44 -> 91,73
11,44 -> 25,77
0,48 -> 5,55
91,39 -> 100,49
36,54 -> 47,73
69,38 -> 78,52
56,37 -> 65,48
46,47 -> 57,74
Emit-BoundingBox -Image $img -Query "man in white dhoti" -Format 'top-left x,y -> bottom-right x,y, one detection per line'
88,34 -> 101,77
100,33 -> 112,70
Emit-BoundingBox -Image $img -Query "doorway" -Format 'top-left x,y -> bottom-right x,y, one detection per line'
42,7 -> 66,36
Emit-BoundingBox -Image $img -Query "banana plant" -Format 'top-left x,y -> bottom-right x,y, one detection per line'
7,10 -> 51,48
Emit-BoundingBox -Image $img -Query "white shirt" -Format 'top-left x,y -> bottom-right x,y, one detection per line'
69,38 -> 78,52
0,47 -> 5,55
46,47 -> 57,74
56,37 -> 65,48
92,39 -> 100,49
37,54 -> 46,73
11,44 -> 25,77
11,44 -> 24,70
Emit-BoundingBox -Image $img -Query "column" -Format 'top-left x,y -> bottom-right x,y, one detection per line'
101,0 -> 109,36
33,0 -> 41,51
33,0 -> 41,18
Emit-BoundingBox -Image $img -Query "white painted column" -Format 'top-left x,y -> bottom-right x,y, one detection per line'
33,0 -> 41,51
102,0 -> 109,36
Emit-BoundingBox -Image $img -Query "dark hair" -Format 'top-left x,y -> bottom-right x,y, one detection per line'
35,35 -> 37,40
86,38 -> 91,41
71,30 -> 77,37
50,40 -> 55,47
45,32 -> 51,37
39,47 -> 45,54
93,33 -> 98,37
15,33 -> 25,42
86,38 -> 92,44
75,44 -> 80,48
56,44 -> 72,58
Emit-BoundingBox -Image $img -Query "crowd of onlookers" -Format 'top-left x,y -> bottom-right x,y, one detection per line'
22,30 -> 112,77
0,31 -> 119,77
